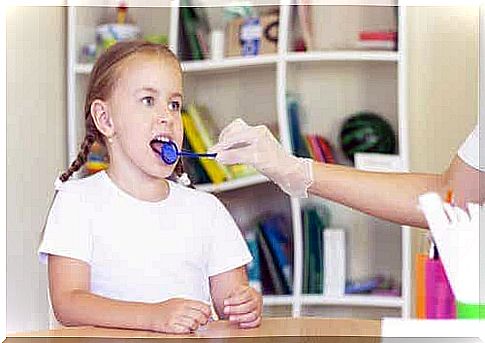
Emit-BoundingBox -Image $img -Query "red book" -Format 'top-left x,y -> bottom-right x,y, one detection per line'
316,136 -> 335,164
359,31 -> 397,41
308,134 -> 325,162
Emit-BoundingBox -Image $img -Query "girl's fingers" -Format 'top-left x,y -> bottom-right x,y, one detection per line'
186,308 -> 209,326
178,315 -> 199,332
224,287 -> 252,306
186,301 -> 211,318
229,311 -> 258,323
224,298 -> 257,315
238,316 -> 262,329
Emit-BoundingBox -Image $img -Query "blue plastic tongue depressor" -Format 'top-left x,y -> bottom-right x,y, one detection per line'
159,140 -> 217,165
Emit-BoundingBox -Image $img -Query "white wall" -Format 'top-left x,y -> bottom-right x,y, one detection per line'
406,6 -> 478,317
6,6 -> 66,333
407,6 -> 478,173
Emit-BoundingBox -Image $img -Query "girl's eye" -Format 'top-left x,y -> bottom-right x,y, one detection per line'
142,96 -> 155,106
168,101 -> 181,112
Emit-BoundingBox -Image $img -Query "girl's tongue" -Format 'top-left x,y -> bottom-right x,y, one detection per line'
149,139 -> 164,155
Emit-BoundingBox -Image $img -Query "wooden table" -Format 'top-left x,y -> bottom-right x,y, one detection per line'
8,317 -> 381,342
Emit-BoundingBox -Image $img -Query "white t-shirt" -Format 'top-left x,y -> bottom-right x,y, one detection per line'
38,171 -> 252,304
458,124 -> 483,171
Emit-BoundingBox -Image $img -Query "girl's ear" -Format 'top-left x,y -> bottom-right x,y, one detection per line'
90,99 -> 115,139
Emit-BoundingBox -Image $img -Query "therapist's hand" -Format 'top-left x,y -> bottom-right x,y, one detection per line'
223,285 -> 262,329
418,193 -> 481,305
210,118 -> 314,197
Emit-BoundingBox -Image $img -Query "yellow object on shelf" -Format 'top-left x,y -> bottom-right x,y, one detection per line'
182,111 -> 227,184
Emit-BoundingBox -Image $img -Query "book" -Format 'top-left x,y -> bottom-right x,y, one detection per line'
308,208 -> 324,294
323,229 -> 346,297
316,136 -> 335,164
186,104 -> 232,180
192,7 -> 210,59
257,228 -> 285,295
302,209 -> 311,294
303,135 -> 316,160
181,111 -> 227,184
307,134 -> 325,162
244,229 -> 262,293
287,95 -> 310,158
180,1 -> 203,60
181,137 -> 210,185
302,207 -> 325,294
297,0 -> 313,51
356,31 -> 397,51
260,215 -> 292,294
415,253 -> 427,319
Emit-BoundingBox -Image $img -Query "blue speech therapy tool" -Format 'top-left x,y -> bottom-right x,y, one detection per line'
155,140 -> 217,165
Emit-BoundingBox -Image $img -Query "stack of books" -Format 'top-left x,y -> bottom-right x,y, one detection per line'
287,94 -> 336,163
179,0 -> 210,61
356,31 -> 397,51
182,104 -> 257,185
245,214 -> 293,295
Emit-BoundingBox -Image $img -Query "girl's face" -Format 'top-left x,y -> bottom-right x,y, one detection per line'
106,52 -> 183,179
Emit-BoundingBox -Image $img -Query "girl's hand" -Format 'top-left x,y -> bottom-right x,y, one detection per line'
223,285 -> 262,329
149,298 -> 212,334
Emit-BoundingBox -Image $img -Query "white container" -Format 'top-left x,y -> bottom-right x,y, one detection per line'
210,30 -> 224,60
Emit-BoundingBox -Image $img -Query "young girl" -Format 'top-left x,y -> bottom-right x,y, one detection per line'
38,40 -> 262,334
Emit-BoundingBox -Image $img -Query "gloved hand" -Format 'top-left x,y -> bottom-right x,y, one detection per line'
209,118 -> 314,198
418,192 -> 481,305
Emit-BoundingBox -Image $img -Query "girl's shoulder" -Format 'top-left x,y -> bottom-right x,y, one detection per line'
54,171 -> 106,196
168,180 -> 220,208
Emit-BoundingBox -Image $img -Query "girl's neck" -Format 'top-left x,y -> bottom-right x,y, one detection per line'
106,161 -> 170,203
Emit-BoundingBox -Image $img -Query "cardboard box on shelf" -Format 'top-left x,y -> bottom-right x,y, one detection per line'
225,13 -> 279,57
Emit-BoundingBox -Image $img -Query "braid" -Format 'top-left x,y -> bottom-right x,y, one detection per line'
59,134 -> 96,182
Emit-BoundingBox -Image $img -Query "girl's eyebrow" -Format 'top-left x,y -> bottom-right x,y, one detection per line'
169,92 -> 183,99
135,88 -> 182,99
135,87 -> 159,94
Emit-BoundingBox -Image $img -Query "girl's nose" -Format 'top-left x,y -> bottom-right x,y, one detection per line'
155,110 -> 173,126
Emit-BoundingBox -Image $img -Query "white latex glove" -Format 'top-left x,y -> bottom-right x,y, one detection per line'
209,118 -> 314,198
418,192 -> 481,305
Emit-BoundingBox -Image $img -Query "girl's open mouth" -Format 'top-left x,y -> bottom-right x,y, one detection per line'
149,135 -> 170,155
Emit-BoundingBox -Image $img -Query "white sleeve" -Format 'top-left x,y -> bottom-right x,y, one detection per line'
458,125 -> 483,171
38,180 -> 93,265
206,195 -> 253,277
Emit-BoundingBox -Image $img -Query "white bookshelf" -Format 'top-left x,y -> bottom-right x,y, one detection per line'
67,1 -> 411,320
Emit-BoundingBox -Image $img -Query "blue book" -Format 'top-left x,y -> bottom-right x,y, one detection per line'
287,94 -> 310,158
260,215 -> 292,294
244,229 -> 262,293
